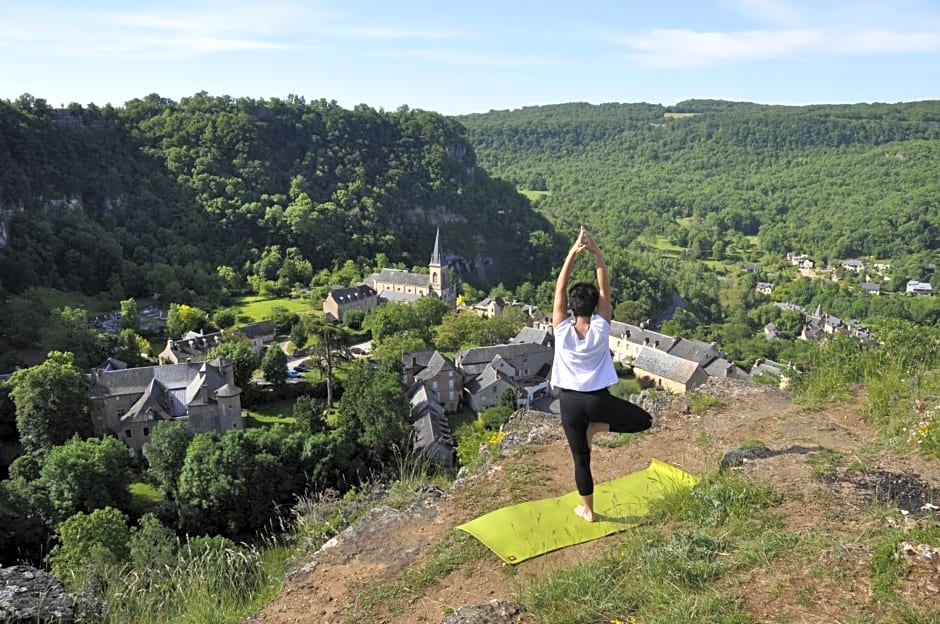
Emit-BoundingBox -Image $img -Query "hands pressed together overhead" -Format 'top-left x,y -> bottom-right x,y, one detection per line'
570,226 -> 602,259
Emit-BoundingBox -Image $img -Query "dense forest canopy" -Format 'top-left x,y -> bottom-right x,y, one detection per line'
0,93 -> 561,302
456,100 -> 940,262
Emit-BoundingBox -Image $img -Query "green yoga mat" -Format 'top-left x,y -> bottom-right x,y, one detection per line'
457,459 -> 697,564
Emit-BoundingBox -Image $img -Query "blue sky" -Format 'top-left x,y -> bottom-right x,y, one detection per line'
2,0 -> 939,114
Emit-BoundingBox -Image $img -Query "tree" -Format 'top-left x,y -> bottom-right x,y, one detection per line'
335,361 -> 411,469
207,338 -> 260,388
38,435 -> 133,523
42,307 -> 100,369
290,321 -> 308,350
166,303 -> 209,338
144,420 -> 194,499
129,513 -> 178,573
433,311 -> 488,351
261,345 -> 288,386
120,298 -> 139,332
10,351 -> 93,456
46,506 -> 130,591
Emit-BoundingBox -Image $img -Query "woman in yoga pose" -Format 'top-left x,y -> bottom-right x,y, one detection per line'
550,226 -> 653,522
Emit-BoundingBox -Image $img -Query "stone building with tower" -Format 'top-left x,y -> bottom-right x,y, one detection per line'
362,227 -> 456,307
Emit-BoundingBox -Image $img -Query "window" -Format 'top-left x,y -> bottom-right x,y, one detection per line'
143,427 -> 150,437
116,410 -> 125,418
125,429 -> 132,438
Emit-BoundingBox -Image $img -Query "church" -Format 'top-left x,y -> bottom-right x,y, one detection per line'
323,228 -> 456,322
364,228 -> 456,307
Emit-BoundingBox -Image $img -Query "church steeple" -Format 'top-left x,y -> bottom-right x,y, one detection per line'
428,227 -> 446,299
429,227 -> 442,268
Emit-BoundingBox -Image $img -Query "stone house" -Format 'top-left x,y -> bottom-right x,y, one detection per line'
88,358 -> 243,460
631,347 -> 708,394
462,357 -> 522,412
402,350 -> 461,413
454,343 -> 553,412
454,343 -> 553,379
608,321 -> 675,363
756,282 -> 775,295
406,383 -> 456,469
861,283 -> 881,296
906,280 -> 933,296
237,320 -> 276,353
472,296 -> 507,319
322,284 -> 378,323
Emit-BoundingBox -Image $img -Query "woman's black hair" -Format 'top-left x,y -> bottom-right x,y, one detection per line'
568,282 -> 599,318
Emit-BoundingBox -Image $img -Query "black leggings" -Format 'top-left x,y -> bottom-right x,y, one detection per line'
559,388 -> 652,496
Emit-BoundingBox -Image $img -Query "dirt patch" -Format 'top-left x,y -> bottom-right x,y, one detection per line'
246,381 -> 940,624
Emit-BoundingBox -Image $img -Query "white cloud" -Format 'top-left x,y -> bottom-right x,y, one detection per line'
831,29 -> 940,54
617,24 -> 940,69
619,28 -> 822,68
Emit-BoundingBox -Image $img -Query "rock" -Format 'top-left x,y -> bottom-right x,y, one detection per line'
441,599 -> 525,624
0,565 -> 74,623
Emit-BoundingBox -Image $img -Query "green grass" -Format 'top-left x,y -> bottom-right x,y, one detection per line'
245,400 -> 297,426
129,481 -> 163,504
519,189 -> 551,201
234,295 -> 314,322
102,541 -> 290,624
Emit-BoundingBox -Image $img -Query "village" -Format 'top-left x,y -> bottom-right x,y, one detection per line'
79,232 -> 936,473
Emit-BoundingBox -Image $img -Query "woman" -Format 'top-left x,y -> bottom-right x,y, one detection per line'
550,226 -> 652,522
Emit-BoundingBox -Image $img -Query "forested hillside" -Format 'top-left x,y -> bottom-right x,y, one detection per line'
0,93 -> 560,302
457,100 -> 940,262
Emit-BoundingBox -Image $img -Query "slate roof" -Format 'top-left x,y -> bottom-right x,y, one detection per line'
454,343 -> 551,374
632,347 -> 703,384
368,268 -> 430,288
510,326 -> 552,346
665,337 -> 720,366
238,320 -> 276,340
327,284 -> 377,304
88,359 -> 233,400
414,351 -> 456,383
94,357 -> 127,372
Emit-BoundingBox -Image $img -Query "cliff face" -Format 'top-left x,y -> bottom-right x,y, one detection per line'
245,378 -> 940,623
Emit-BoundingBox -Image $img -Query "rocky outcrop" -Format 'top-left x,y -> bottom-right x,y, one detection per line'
0,565 -> 73,623
441,599 -> 525,624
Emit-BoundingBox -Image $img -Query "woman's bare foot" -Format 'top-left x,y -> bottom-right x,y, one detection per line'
574,504 -> 595,522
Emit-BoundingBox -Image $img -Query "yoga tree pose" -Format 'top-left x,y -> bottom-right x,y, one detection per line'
550,226 -> 653,522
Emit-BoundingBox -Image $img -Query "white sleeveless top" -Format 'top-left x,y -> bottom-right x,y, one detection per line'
550,314 -> 618,391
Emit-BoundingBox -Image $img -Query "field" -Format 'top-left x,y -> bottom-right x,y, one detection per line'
235,296 -> 316,322
518,189 -> 551,202
244,400 -> 297,427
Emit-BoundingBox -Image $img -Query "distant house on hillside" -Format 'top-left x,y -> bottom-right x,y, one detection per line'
841,259 -> 866,273
88,358 -> 243,460
472,296 -> 507,319
906,280 -> 933,296
861,283 -> 881,296
756,282 -> 775,295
